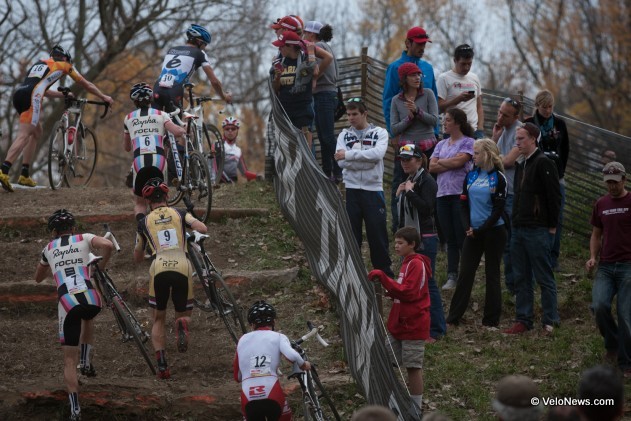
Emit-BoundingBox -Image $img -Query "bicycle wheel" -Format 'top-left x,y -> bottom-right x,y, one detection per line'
47,121 -> 67,189
111,296 -> 156,375
311,369 -> 342,421
203,124 -> 224,185
211,270 -> 247,344
187,150 -> 212,223
65,125 -> 97,187
166,135 -> 184,206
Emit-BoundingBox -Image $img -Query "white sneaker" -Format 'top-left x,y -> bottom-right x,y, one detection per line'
442,278 -> 457,290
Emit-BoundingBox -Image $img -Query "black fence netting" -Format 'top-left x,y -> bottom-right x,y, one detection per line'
266,79 -> 422,420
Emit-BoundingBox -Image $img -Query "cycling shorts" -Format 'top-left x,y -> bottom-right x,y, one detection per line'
241,381 -> 292,421
58,290 -> 102,346
149,250 -> 193,312
151,85 -> 182,113
13,87 -> 42,125
133,163 -> 166,197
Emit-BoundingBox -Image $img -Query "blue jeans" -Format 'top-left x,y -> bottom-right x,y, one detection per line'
436,195 -> 466,275
592,262 -> 631,369
551,180 -> 566,269
512,227 -> 560,329
421,236 -> 446,338
345,189 -> 394,278
313,92 -> 341,178
503,194 -> 514,294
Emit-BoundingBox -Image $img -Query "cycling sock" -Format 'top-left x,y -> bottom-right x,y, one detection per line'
80,343 -> 92,367
68,392 -> 80,416
411,394 -> 422,408
0,161 -> 11,174
20,164 -> 29,177
156,349 -> 167,367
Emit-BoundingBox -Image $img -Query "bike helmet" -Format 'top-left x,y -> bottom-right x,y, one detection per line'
50,45 -> 72,63
186,24 -> 211,45
141,177 -> 169,201
130,82 -> 153,103
48,209 -> 75,232
247,300 -> 276,326
222,116 -> 240,128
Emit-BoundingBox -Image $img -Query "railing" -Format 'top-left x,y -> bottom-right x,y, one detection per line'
285,48 -> 631,240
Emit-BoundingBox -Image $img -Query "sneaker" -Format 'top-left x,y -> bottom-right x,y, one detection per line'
157,365 -> 171,380
442,276 -> 457,290
425,337 -> 437,344
503,322 -> 529,334
176,318 -> 189,353
0,170 -> 13,192
17,175 -> 37,187
541,324 -> 554,336
79,364 -> 96,377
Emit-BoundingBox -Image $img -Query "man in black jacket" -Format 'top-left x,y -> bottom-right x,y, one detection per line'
504,122 -> 561,335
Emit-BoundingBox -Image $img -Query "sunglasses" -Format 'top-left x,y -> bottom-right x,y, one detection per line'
456,45 -> 473,52
347,97 -> 364,104
603,166 -> 624,175
224,127 -> 238,131
142,182 -> 169,198
503,97 -> 521,110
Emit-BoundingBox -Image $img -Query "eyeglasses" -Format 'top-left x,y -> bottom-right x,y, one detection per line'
347,97 -> 364,104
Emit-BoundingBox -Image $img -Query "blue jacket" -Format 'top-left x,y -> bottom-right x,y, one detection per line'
382,51 -> 438,136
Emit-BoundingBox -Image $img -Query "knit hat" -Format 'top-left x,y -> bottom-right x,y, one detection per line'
398,62 -> 422,80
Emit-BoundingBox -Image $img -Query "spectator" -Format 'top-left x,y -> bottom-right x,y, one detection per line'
382,26 -> 438,231
335,98 -> 393,277
601,150 -> 617,166
437,44 -> 485,138
271,31 -> 332,147
303,21 -> 343,183
492,97 -> 522,296
429,108 -> 474,290
491,375 -> 543,421
351,405 -> 397,421
270,15 -> 304,37
585,162 -> 631,377
369,227 -> 431,410
396,144 -> 446,341
220,117 -> 257,183
524,90 -> 569,272
577,365 -> 624,421
446,138 -> 507,327
503,123 -> 561,335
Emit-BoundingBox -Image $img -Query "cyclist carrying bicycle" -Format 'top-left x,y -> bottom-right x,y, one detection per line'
234,301 -> 311,421
123,82 -> 186,220
221,116 -> 258,183
152,24 -> 232,113
0,46 -> 114,192
34,209 -> 114,421
133,178 -> 207,379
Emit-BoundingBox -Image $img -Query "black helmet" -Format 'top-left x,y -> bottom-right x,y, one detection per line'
247,300 -> 276,326
130,82 -> 153,103
50,45 -> 72,63
141,177 -> 169,201
48,209 -> 75,232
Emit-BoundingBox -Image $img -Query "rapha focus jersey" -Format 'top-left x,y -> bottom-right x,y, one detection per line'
40,234 -> 96,299
123,107 -> 170,158
155,45 -> 210,90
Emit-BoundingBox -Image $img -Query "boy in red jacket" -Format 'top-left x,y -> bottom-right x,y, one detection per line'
368,226 -> 431,410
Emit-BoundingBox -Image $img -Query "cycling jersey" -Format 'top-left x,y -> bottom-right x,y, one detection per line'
40,233 -> 102,344
124,107 -> 170,195
154,45 -> 210,90
14,58 -> 84,125
234,328 -> 305,420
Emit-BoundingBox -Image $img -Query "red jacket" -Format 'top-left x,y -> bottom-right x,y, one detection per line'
369,253 -> 431,340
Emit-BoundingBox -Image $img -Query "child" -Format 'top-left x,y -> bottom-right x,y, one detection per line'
234,300 -> 311,420
368,226 -> 431,410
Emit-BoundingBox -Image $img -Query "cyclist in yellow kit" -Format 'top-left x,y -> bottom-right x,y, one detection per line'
0,45 -> 113,191
134,178 -> 207,379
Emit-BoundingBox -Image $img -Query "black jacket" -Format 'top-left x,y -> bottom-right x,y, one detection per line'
524,112 -> 569,179
513,149 -> 561,228
397,168 -> 437,237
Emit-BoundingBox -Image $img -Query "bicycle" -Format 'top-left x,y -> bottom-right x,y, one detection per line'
185,222 -> 247,345
47,86 -> 109,189
89,224 -> 156,375
183,82 -> 225,186
164,108 -> 213,222
289,322 -> 341,421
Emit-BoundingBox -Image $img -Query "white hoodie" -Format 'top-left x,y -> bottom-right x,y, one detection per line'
335,124 -> 388,191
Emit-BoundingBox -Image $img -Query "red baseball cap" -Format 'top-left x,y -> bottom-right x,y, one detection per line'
406,27 -> 432,43
398,62 -> 422,80
270,16 -> 302,32
272,31 -> 302,47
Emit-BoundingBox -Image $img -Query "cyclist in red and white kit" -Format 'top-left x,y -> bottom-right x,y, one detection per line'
234,301 -> 311,421
0,46 -> 113,192
152,24 -> 232,112
221,116 -> 257,183
34,209 -> 114,421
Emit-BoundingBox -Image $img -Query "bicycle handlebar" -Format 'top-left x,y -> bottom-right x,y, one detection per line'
103,224 -> 121,252
57,86 -> 109,118
295,322 -> 329,347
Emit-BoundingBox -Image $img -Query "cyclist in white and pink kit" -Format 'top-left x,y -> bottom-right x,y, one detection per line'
234,301 -> 311,421
34,209 -> 114,421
